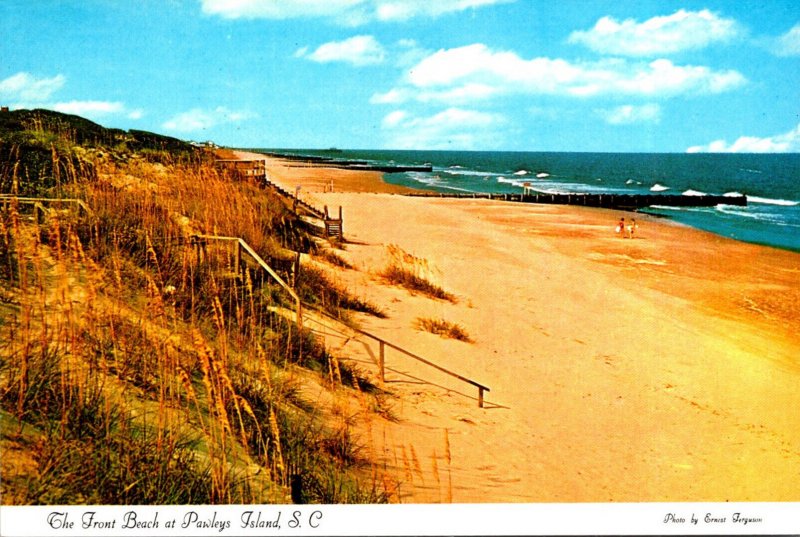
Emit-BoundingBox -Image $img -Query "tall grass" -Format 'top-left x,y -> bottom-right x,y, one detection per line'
380,244 -> 456,302
0,137 -> 394,504
415,317 -> 473,343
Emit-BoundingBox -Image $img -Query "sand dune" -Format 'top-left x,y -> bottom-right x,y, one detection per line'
252,152 -> 800,502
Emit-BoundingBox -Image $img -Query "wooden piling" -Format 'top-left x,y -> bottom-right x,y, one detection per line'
234,240 -> 242,275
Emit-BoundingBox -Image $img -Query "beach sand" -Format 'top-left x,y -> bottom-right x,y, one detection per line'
242,151 -> 800,502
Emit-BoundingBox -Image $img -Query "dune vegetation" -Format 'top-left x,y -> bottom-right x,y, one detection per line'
0,109 -> 394,505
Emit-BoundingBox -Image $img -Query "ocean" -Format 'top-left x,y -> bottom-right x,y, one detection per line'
259,149 -> 800,253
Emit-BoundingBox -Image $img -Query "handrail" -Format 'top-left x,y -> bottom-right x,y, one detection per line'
300,303 -> 490,407
1,196 -> 94,217
190,233 -> 491,407
191,234 -> 302,327
369,333 -> 488,391
237,239 -> 300,303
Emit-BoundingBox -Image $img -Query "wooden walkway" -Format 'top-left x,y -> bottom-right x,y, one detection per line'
405,191 -> 748,210
215,158 -> 344,241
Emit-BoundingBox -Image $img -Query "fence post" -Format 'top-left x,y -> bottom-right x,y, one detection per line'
478,387 -> 485,408
34,203 -> 45,224
292,251 -> 300,287
298,298 -> 303,325
235,240 -> 242,276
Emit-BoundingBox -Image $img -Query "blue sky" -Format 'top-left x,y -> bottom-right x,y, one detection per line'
2,0 -> 799,152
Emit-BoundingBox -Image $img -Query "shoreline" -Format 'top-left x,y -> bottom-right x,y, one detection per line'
246,152 -> 800,502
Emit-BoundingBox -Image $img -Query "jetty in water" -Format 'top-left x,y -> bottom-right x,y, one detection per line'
404,191 -> 748,210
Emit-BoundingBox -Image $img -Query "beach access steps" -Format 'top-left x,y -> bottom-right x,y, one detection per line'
265,182 -> 344,241
405,190 -> 748,210
216,158 -> 344,241
322,205 -> 343,241
191,233 -> 491,408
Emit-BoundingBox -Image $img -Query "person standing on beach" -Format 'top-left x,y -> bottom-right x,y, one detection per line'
616,217 -> 625,236
627,219 -> 637,239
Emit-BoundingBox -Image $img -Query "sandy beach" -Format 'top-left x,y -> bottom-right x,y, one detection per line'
245,152 -> 800,503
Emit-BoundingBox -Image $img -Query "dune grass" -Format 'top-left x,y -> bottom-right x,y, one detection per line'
379,244 -> 456,303
415,317 -> 473,343
0,117 -> 396,505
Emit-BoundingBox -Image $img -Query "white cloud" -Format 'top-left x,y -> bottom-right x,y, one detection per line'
687,123 -> 800,153
200,0 -> 511,24
374,0 -> 512,21
0,72 -> 144,121
201,0 -> 366,20
418,83 -> 499,103
395,38 -> 431,67
596,103 -> 661,125
370,88 -> 409,104
300,35 -> 386,66
379,107 -> 506,149
381,110 -> 408,127
568,9 -> 741,56
376,44 -> 745,104
773,23 -> 800,57
0,72 -> 66,101
162,107 -> 253,132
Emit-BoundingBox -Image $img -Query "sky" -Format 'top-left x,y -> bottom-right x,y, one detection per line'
1,0 -> 799,152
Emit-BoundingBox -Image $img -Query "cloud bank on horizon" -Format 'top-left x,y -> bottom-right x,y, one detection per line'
2,1 -> 799,152
687,123 -> 800,153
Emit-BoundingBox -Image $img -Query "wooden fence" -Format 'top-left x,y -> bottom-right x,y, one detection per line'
405,191 -> 748,210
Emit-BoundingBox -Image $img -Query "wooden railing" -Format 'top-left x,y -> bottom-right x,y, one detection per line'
190,234 -> 303,327
356,324 -> 490,408
192,233 -> 491,407
1,196 -> 95,219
